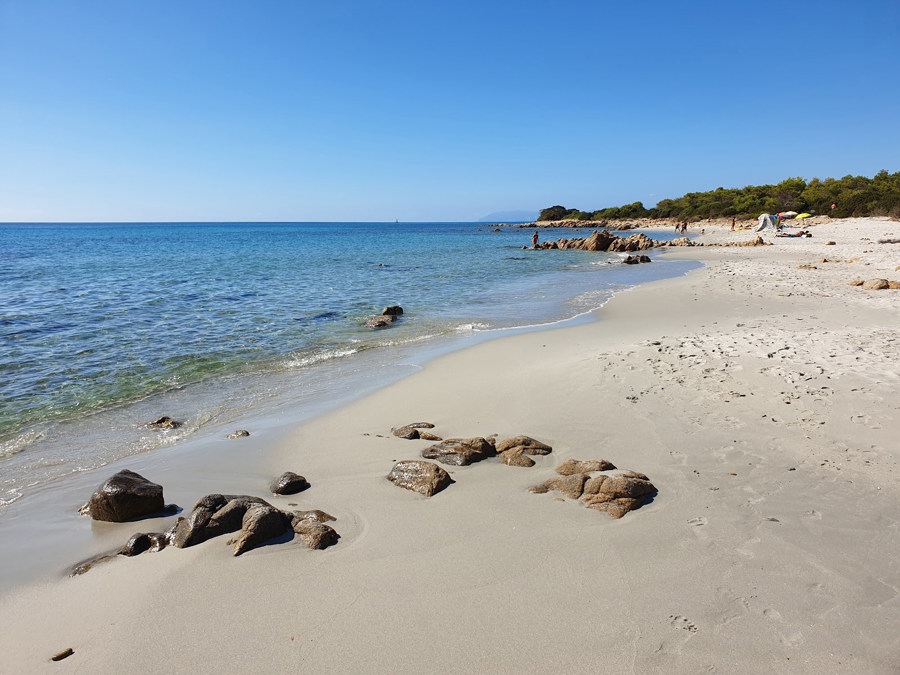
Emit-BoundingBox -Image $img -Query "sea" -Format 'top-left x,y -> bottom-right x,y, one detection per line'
0,221 -> 700,509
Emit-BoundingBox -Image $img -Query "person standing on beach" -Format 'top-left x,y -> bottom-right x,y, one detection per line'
731,217 -> 736,231
532,230 -> 539,248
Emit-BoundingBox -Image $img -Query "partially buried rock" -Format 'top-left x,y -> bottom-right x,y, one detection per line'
392,422 -> 436,440
50,648 -> 75,662
499,448 -> 535,467
229,502 -> 291,556
532,461 -> 656,519
269,471 -> 310,495
582,473 -> 656,519
496,435 -> 552,456
166,494 -> 277,550
166,494 -> 337,555
530,473 -> 588,499
555,458 -> 616,475
496,435 -> 552,468
862,278 -> 890,290
292,518 -> 340,549
80,469 -> 173,522
292,509 -> 336,523
387,460 -> 453,496
227,429 -> 250,439
421,437 -> 496,466
120,531 -> 169,556
146,416 -> 180,429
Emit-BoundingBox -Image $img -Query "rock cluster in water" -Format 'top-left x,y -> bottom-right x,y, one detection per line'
365,305 -> 404,329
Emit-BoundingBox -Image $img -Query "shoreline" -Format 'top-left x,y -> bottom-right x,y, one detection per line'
0,250 -> 700,592
1,217 -> 898,671
0,222 -> 695,511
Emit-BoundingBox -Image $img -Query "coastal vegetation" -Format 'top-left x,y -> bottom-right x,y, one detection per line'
539,170 -> 900,221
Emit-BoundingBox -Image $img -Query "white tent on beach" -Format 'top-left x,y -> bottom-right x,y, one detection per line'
757,213 -> 774,231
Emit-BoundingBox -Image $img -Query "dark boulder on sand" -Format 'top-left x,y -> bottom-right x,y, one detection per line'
165,494 -> 338,555
120,532 -> 169,556
269,471 -> 310,495
80,469 -> 173,522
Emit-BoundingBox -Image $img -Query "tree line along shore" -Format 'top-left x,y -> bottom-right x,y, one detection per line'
536,170 -> 900,224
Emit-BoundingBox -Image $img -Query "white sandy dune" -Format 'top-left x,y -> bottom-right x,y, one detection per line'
1,217 -> 898,673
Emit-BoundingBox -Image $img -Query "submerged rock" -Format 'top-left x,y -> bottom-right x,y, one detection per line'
365,315 -> 395,329
80,469 -> 173,522
387,460 -> 453,497
227,429 -> 250,439
146,416 -> 180,429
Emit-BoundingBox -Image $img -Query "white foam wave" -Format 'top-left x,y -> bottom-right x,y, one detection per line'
284,347 -> 359,368
0,428 -> 46,459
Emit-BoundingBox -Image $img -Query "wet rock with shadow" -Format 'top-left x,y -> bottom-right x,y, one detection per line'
269,471 -> 310,495
79,469 -> 178,522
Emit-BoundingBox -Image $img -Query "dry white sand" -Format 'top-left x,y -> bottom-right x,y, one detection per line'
1,217 -> 898,673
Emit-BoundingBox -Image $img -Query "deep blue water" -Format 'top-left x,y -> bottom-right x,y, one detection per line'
0,221 -> 698,505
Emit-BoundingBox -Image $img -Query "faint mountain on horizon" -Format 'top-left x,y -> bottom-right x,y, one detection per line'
478,210 -> 538,223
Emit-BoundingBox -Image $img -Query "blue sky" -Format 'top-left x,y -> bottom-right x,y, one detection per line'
1,0 -> 898,222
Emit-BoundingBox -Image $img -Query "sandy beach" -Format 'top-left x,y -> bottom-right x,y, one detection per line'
1,217 -> 898,673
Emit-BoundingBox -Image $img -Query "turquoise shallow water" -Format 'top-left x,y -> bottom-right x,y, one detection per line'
0,222 -> 699,505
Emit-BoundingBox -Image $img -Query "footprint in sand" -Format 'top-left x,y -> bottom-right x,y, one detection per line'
764,608 -> 804,647
669,615 -> 699,634
735,535 -> 760,559
716,588 -> 751,625
668,448 -> 688,465
687,516 -> 709,539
